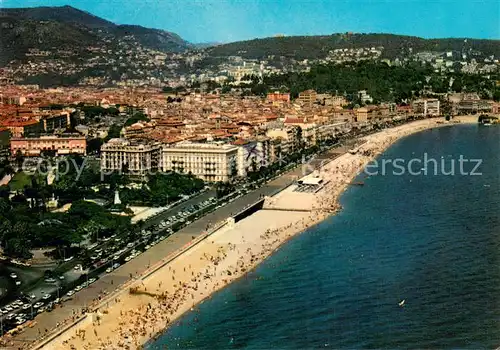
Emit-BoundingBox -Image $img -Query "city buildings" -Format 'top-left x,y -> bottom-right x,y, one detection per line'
39,111 -> 71,133
162,141 -> 238,182
448,93 -> 494,115
0,127 -> 11,159
1,119 -> 40,137
297,90 -> 318,108
267,92 -> 291,104
412,98 -> 441,116
10,135 -> 86,157
266,126 -> 300,161
100,138 -> 161,177
232,138 -> 271,177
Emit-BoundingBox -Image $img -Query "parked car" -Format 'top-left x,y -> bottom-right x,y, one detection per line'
15,318 -> 26,325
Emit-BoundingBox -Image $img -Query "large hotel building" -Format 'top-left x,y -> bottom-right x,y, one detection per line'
100,138 -> 162,177
11,135 -> 86,157
100,139 -> 239,182
162,142 -> 238,182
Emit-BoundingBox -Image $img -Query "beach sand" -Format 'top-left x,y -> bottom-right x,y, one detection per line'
33,117 -> 476,350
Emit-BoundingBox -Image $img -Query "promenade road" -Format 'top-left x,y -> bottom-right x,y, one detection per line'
6,150 -> 340,348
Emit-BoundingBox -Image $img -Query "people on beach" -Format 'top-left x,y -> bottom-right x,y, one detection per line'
43,120 -> 443,350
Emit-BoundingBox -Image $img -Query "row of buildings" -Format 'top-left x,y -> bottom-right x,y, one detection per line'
2,85 -> 498,181
100,120 -> 345,182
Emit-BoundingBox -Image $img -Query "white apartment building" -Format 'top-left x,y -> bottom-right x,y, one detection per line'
234,138 -> 272,177
100,138 -> 161,176
315,122 -> 349,143
266,126 -> 300,161
162,142 -> 238,182
412,98 -> 441,116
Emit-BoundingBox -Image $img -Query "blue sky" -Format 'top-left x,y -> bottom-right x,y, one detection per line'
2,0 -> 499,43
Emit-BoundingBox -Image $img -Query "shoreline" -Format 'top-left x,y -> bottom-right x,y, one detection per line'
31,117 -> 477,350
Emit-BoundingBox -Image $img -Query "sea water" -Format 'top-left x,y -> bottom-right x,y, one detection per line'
148,125 -> 500,349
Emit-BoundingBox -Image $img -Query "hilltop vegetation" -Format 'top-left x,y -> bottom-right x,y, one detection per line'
242,61 -> 500,102
0,15 -> 99,66
205,33 -> 500,60
0,6 -> 498,87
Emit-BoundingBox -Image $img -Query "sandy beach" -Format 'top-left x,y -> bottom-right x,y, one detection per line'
31,117 -> 476,350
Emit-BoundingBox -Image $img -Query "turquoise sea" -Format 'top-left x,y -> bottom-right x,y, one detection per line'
148,125 -> 500,349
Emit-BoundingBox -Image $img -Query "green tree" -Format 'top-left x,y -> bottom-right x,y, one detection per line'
87,138 -> 103,154
124,112 -> 149,127
105,124 -> 122,141
4,237 -> 32,259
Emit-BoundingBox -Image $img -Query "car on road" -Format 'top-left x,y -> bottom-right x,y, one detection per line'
22,304 -> 31,310
63,256 -> 74,262
44,277 -> 56,283
66,290 -> 75,296
126,242 -> 134,248
88,277 -> 97,284
75,285 -> 83,292
33,302 -> 44,308
9,273 -> 17,279
112,263 -> 120,269
6,313 -> 15,320
105,267 -> 113,273
15,318 -> 26,325
15,281 -> 21,286
42,294 -> 51,300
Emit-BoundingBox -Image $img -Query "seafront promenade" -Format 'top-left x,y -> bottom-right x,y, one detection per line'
0,145 -> 335,350
1,117 -> 478,350
33,117 -> 478,350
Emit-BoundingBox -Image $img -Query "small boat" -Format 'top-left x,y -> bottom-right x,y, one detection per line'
399,299 -> 405,307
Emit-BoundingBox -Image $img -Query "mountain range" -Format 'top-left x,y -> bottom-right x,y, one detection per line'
0,5 -> 498,87
0,5 -> 192,65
